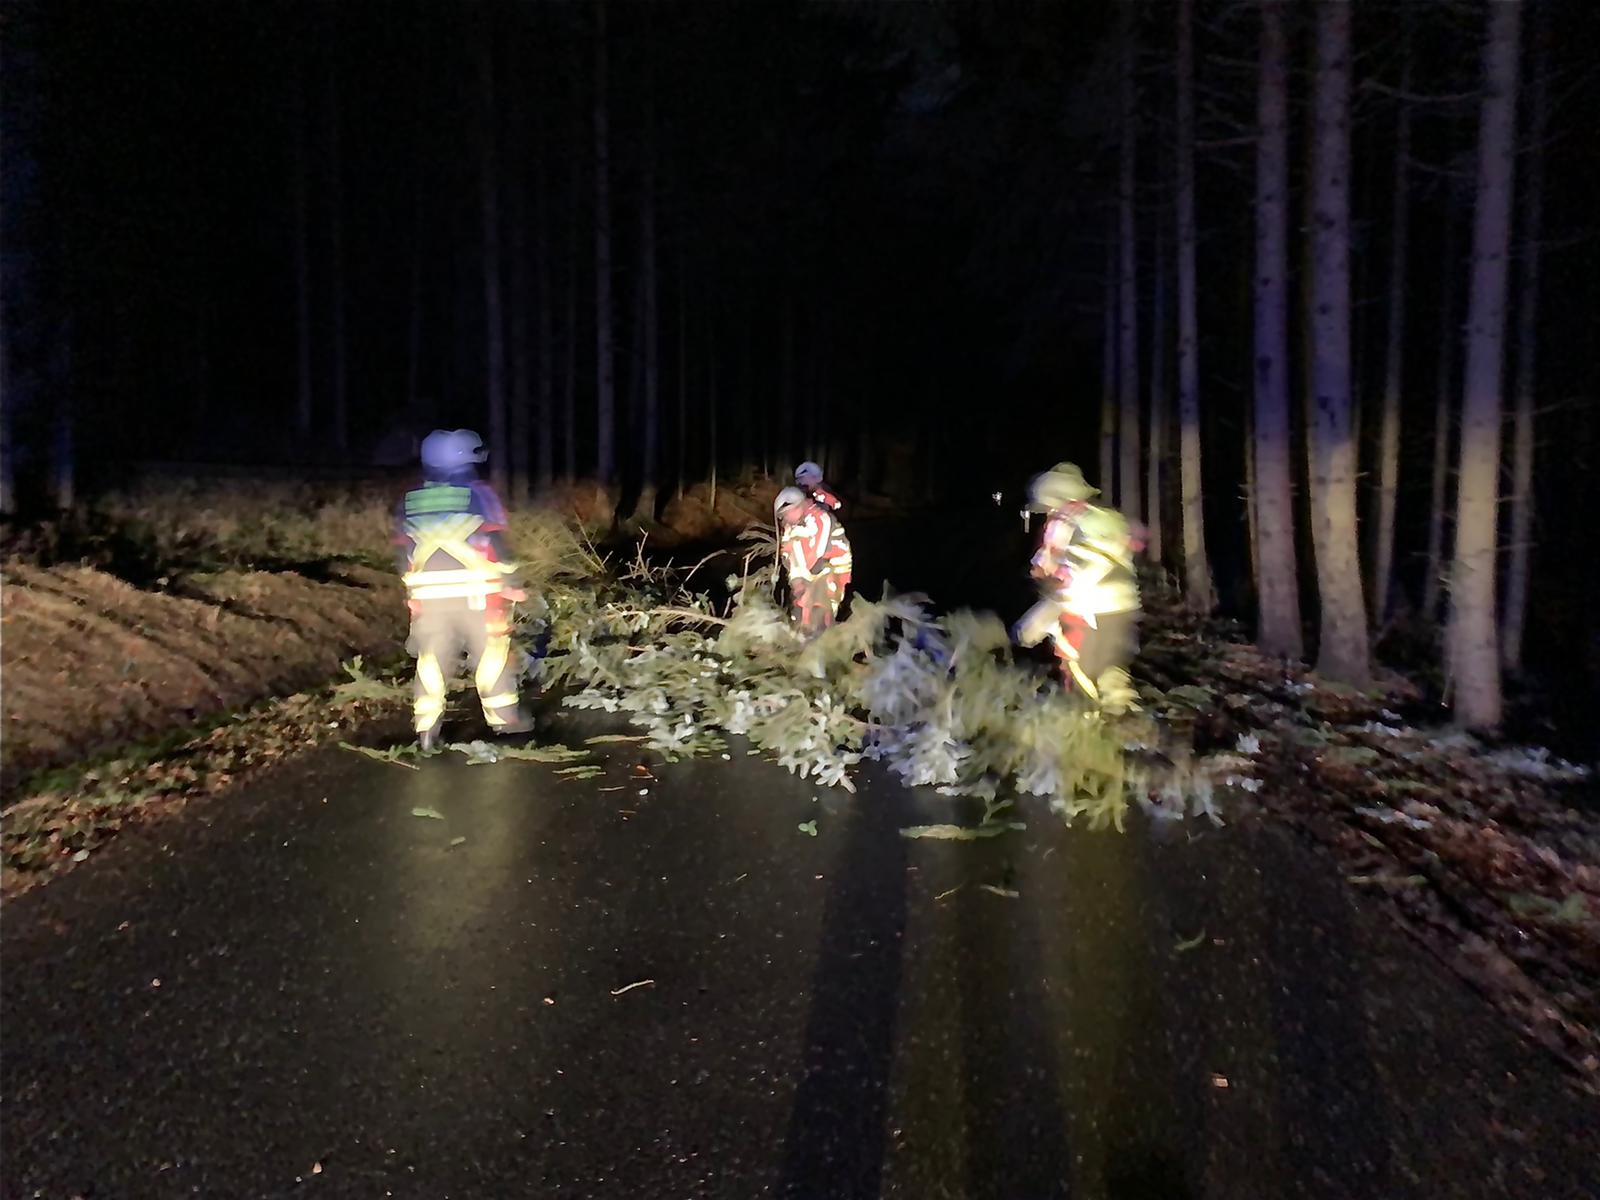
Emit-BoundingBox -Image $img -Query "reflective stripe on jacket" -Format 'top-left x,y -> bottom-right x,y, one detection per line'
395,480 -> 518,603
782,503 -> 851,581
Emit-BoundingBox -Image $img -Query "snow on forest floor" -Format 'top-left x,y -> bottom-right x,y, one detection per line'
1132,608 -> 1599,1090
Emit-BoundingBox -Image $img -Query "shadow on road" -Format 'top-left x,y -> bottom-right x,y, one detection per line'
776,784 -> 911,1198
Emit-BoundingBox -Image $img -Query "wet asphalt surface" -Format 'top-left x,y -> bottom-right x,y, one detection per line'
5,505 -> 1599,1198
5,707 -> 1599,1200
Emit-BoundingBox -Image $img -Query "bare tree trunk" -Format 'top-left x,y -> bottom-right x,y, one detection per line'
507,96 -> 532,504
0,340 -> 13,513
1175,0 -> 1211,609
1099,232 -> 1116,496
477,40 -> 510,498
1373,50 -> 1412,628
534,102 -> 554,492
780,293 -> 795,470
707,311 -> 719,511
1246,400 -> 1259,593
1252,2 -> 1304,659
625,249 -> 646,491
1116,2 -> 1141,519
52,326 -> 73,510
292,59 -> 313,443
1501,12 -> 1546,676
327,58 -> 348,457
192,290 -> 211,422
592,0 -> 615,486
676,252 -> 688,497
1423,212 -> 1458,622
1306,1 -> 1370,685
1146,226 -> 1167,568
638,56 -> 660,514
563,140 -> 579,482
405,182 -> 424,422
1447,0 -> 1522,730
740,310 -> 755,480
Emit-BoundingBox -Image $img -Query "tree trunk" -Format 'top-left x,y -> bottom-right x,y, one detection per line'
326,58 -> 348,457
1146,226 -> 1167,568
1423,211 -> 1458,622
1099,231 -> 1116,497
708,312 -> 719,511
1116,2 -> 1141,519
638,58 -> 660,514
740,310 -> 755,480
1175,0 -> 1211,609
292,59 -> 313,444
52,326 -> 73,510
1501,12 -> 1546,676
676,253 -> 688,497
780,293 -> 795,470
1246,400 -> 1259,596
507,92 -> 531,504
1447,0 -> 1522,730
534,100 -> 555,492
1306,1 -> 1370,685
563,137 -> 579,482
1252,2 -> 1304,659
592,0 -> 615,486
405,182 -> 424,423
477,40 -> 510,499
626,250 -> 646,490
0,337 -> 13,512
192,290 -> 210,423
1373,50 -> 1412,629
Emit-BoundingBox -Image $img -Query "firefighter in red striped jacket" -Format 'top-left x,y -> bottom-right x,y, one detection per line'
794,461 -> 842,513
394,430 -> 534,751
775,486 -> 852,637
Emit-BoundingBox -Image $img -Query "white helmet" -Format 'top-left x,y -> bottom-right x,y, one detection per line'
794,461 -> 823,488
421,429 -> 487,473
774,486 -> 808,516
1027,462 -> 1097,511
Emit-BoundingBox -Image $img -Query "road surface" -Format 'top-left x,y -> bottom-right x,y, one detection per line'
4,701 -> 1597,1199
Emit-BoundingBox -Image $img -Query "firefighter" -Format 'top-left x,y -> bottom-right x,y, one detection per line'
794,461 -> 842,513
1012,462 -> 1141,714
775,485 -> 853,637
395,429 -> 534,751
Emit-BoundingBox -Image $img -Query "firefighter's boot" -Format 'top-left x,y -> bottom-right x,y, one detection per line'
493,708 -> 536,737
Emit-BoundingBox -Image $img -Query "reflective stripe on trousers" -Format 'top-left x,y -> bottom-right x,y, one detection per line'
409,599 -> 521,732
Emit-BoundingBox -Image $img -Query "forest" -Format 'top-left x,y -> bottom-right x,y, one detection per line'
3,0 -> 1596,743
4,3 -> 1600,1194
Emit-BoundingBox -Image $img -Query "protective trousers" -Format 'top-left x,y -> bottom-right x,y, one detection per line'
1015,600 -> 1138,705
408,597 -> 521,735
791,570 -> 848,637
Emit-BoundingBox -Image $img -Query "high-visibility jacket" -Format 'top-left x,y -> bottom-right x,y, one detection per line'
393,476 -> 521,608
781,501 -> 852,582
1031,505 -> 1138,620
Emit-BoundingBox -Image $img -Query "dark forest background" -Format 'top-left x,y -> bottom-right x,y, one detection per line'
2,0 -> 1597,743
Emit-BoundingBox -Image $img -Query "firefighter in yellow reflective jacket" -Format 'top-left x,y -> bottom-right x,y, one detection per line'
1012,462 -> 1142,714
394,430 -> 534,751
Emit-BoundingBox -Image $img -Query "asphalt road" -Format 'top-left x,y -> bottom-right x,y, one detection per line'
4,700 -> 1598,1200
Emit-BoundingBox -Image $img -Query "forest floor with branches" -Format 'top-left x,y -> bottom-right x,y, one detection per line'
1,481 -> 1596,1095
